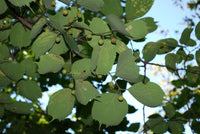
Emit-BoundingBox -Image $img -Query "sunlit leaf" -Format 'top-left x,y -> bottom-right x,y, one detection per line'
75,79 -> 100,105
125,0 -> 154,20
92,93 -> 128,127
47,88 -> 75,120
77,0 -> 104,12
5,101 -> 32,114
37,54 -> 65,74
89,17 -> 110,33
142,42 -> 160,62
128,82 -> 165,107
141,17 -> 158,33
100,0 -> 123,16
116,49 -> 139,83
18,80 -> 42,102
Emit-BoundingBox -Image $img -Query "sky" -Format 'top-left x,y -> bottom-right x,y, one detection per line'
38,0 -> 197,133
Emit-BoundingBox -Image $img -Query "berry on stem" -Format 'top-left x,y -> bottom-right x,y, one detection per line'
51,1 -> 56,6
118,95 -> 124,102
98,39 -> 104,46
63,9 -> 68,16
111,37 -> 116,44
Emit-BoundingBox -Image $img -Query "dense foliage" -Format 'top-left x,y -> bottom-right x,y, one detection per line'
0,0 -> 200,133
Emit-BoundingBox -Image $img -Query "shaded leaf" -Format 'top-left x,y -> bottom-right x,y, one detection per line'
116,39 -> 128,54
165,54 -> 176,72
116,49 -> 139,83
179,28 -> 194,46
127,123 -> 140,132
128,82 -> 165,107
107,14 -> 132,38
37,54 -> 65,74
92,93 -> 128,127
0,0 -> 7,14
75,79 -> 100,105
175,48 -> 186,63
163,103 -> 175,119
47,88 -> 75,120
168,121 -> 184,134
0,61 -> 24,81
5,101 -> 32,114
0,92 -> 12,103
58,0 -> 70,5
10,23 -> 31,49
31,31 -> 57,57
0,29 -> 10,42
0,104 -> 4,118
30,18 -> 47,40
125,0 -> 154,20
72,58 -> 91,79
42,0 -> 55,10
100,0 -> 123,16
18,80 -> 42,102
195,21 -> 200,40
195,49 -> 200,66
0,70 -> 12,87
0,44 -> 10,61
8,0 -> 36,7
21,58 -> 39,78
77,0 -> 104,12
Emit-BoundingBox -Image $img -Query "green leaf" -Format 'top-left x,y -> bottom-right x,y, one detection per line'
175,48 -> 186,63
58,0 -> 70,5
47,88 -> 75,121
92,93 -> 128,127
0,29 -> 10,42
75,79 -> 100,105
145,117 -> 168,134
5,101 -> 32,114
8,0 -> 36,7
0,0 -> 7,14
125,19 -> 148,40
107,14 -> 132,38
142,42 -> 160,62
116,49 -> 139,83
0,92 -> 12,103
127,123 -> 140,132
95,40 -> 116,75
184,38 -> 196,46
125,0 -> 154,20
116,39 -> 128,54
31,31 -> 57,57
30,18 -> 47,40
10,23 -> 31,49
49,36 -> 69,55
0,44 -> 10,61
141,17 -> 158,33
87,35 -> 101,48
163,103 -> 175,119
18,80 -> 42,102
72,58 -> 91,79
42,0 -> 55,10
0,104 -> 4,118
77,0 -> 104,12
168,121 -> 184,134
100,0 -> 123,16
195,21 -> 200,40
186,66 -> 199,85
128,82 -> 165,107
165,54 -> 176,72
179,28 -> 193,45
21,58 -> 39,78
37,54 -> 65,74
89,17 -> 110,33
157,38 -> 178,54
0,70 -> 12,87
0,61 -> 24,81
73,22 -> 90,31
195,49 -> 200,66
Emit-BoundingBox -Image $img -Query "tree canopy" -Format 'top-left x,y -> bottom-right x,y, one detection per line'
0,0 -> 200,133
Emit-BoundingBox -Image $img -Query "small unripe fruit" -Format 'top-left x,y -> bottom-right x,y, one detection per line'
172,53 -> 176,56
55,37 -> 61,43
98,39 -> 104,46
63,9 -> 68,16
77,12 -> 82,18
71,90 -> 76,95
68,18 -> 73,23
165,49 -> 169,53
51,1 -> 56,6
97,74 -> 102,79
86,34 -> 92,39
67,29 -> 72,35
109,82 -> 114,88
62,69 -> 67,74
111,37 -> 116,44
69,83 -> 74,89
118,95 -> 124,102
5,17 -> 9,22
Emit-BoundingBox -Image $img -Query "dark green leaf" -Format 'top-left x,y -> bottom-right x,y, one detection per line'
195,21 -> 200,40
128,82 -> 165,107
92,93 -> 128,127
0,104 -> 4,118
47,88 -> 75,120
77,0 -> 104,12
18,80 -> 42,102
165,54 -> 176,72
127,123 -> 140,132
100,0 -> 123,16
0,0 -> 7,14
0,29 -> 10,42
179,28 -> 193,46
168,121 -> 184,134
0,92 -> 12,103
42,0 -> 55,10
58,0 -> 70,5
0,70 -> 12,87
0,44 -> 9,61
8,0 -> 36,7
21,58 -> 39,78
195,49 -> 200,66
142,42 -> 160,62
5,101 -> 32,114
163,103 -> 175,118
